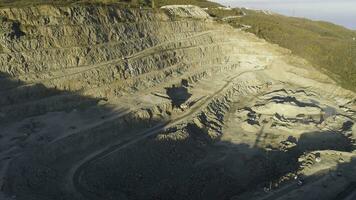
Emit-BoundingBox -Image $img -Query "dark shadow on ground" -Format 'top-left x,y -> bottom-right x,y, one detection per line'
1,71 -> 354,200
331,158 -> 356,200
77,120 -> 355,200
165,80 -> 192,108
297,130 -> 353,153
0,71 -> 104,124
0,71 -> 171,200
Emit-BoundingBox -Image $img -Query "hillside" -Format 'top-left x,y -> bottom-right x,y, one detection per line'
220,8 -> 356,91
0,3 -> 355,200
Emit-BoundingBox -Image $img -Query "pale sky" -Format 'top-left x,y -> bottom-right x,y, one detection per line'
211,0 -> 356,29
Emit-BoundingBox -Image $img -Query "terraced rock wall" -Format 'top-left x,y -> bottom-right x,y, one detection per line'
0,5 -> 232,123
0,5 -> 250,200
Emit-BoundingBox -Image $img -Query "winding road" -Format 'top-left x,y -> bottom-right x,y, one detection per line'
69,67 -> 266,199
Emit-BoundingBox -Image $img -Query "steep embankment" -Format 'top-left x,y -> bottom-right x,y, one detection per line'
0,4 -> 355,200
223,8 -> 356,91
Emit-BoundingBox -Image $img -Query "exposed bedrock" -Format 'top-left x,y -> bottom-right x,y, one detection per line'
0,4 -> 355,200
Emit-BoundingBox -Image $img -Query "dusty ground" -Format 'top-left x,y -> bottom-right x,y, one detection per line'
0,4 -> 355,200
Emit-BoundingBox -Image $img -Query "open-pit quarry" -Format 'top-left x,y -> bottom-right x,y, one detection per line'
0,4 -> 355,200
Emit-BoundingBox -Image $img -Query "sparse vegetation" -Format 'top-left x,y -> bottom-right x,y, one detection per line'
206,7 -> 243,18
220,9 -> 356,91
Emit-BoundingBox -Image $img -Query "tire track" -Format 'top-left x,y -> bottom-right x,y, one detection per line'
0,30 -> 218,93
69,68 -> 264,200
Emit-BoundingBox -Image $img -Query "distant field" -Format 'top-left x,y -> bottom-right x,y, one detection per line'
221,9 -> 356,91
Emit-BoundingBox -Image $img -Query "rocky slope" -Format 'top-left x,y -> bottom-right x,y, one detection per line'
0,4 -> 355,200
